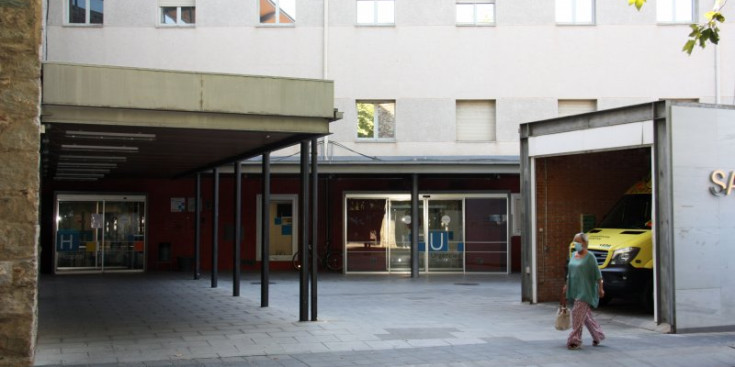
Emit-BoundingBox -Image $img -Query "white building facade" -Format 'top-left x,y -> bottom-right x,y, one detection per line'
46,0 -> 734,159
42,0 -> 735,275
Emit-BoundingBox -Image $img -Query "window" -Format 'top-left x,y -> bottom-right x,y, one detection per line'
67,0 -> 103,25
456,100 -> 496,141
456,1 -> 495,26
159,1 -> 195,26
260,0 -> 296,24
558,99 -> 597,117
357,101 -> 395,140
657,0 -> 695,23
357,0 -> 395,25
555,0 -> 595,24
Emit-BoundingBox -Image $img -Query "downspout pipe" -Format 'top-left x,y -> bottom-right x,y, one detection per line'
323,0 -> 330,160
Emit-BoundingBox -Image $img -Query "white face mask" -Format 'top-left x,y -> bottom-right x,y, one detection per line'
574,242 -> 584,252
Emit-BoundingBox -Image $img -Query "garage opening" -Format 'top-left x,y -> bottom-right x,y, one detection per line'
533,148 -> 652,312
522,101 -> 735,333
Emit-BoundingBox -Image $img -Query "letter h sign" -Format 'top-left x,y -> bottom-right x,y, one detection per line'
56,230 -> 80,251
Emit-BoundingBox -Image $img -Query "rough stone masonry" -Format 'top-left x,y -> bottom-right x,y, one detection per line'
0,0 -> 42,366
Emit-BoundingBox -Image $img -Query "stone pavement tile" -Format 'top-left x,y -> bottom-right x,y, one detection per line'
183,334 -> 231,342
279,342 -> 331,354
251,335 -> 299,344
406,339 -> 451,348
322,341 -> 370,351
294,334 -> 340,343
333,333 -> 380,343
39,273 -> 735,367
225,333 -> 258,341
363,339 -> 413,349
442,338 -> 485,346
233,343 -> 281,356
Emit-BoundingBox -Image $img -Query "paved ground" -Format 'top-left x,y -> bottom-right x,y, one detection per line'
34,271 -> 735,366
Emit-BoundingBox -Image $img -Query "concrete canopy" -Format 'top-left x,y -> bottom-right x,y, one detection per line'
40,63 -> 340,180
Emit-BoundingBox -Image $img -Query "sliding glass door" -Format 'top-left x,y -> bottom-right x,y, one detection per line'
55,194 -> 146,273
345,193 -> 508,273
425,197 -> 464,272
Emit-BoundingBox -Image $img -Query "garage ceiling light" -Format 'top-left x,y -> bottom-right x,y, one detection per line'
65,130 -> 156,142
57,162 -> 118,168
59,155 -> 127,162
61,144 -> 139,153
54,172 -> 105,178
53,176 -> 100,181
56,168 -> 111,174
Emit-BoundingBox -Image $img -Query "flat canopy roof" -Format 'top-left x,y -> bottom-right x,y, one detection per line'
41,63 -> 340,181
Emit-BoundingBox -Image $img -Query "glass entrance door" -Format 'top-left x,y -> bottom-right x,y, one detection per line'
387,199 -> 423,272
55,194 -> 146,273
424,198 -> 463,272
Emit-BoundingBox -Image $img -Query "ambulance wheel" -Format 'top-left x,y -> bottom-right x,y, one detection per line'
640,278 -> 654,314
598,294 -> 612,307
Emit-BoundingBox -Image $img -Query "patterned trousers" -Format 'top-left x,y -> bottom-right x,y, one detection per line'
567,300 -> 605,347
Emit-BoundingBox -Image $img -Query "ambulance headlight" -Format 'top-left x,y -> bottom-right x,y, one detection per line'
609,247 -> 640,266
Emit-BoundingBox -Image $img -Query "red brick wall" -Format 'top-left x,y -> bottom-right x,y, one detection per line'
535,148 -> 651,302
41,173 -> 520,273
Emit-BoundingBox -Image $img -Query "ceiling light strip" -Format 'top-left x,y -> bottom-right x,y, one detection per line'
65,130 -> 156,141
57,162 -> 118,168
59,155 -> 127,162
56,168 -> 111,173
61,144 -> 139,153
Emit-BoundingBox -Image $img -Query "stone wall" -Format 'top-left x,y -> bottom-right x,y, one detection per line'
0,0 -> 42,366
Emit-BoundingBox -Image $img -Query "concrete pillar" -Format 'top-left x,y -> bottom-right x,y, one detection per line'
0,0 -> 42,366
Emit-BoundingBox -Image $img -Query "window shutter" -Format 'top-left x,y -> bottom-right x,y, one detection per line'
558,99 -> 596,117
456,100 -> 496,141
158,0 -> 195,7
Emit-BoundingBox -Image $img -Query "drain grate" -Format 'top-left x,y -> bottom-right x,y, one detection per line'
454,282 -> 479,286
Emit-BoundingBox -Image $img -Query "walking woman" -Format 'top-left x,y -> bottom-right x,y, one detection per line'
562,232 -> 605,350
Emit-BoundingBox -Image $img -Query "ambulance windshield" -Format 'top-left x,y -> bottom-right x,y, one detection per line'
598,194 -> 652,229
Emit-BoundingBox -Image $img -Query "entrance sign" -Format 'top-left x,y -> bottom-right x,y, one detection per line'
56,230 -> 80,251
709,170 -> 735,196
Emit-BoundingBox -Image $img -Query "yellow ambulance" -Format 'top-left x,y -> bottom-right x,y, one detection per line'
571,179 -> 653,311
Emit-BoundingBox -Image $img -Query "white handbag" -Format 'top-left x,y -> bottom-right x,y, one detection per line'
555,304 -> 571,331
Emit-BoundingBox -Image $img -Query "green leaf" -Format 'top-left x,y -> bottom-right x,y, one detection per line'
682,40 -> 696,55
628,0 -> 647,10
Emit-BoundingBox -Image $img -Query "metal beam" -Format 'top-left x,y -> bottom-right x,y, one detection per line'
654,102 -> 675,329
310,138 -> 318,321
233,161 -> 242,297
211,168 -> 219,288
299,140 -> 309,321
520,101 -> 667,139
411,174 -> 419,278
519,133 -> 533,303
194,172 -> 201,280
261,153 -> 271,307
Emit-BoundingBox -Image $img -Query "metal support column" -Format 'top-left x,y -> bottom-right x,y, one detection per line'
212,168 -> 219,288
194,173 -> 201,280
261,152 -> 270,307
233,161 -> 242,297
411,174 -> 419,278
299,140 -> 310,321
310,138 -> 318,321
